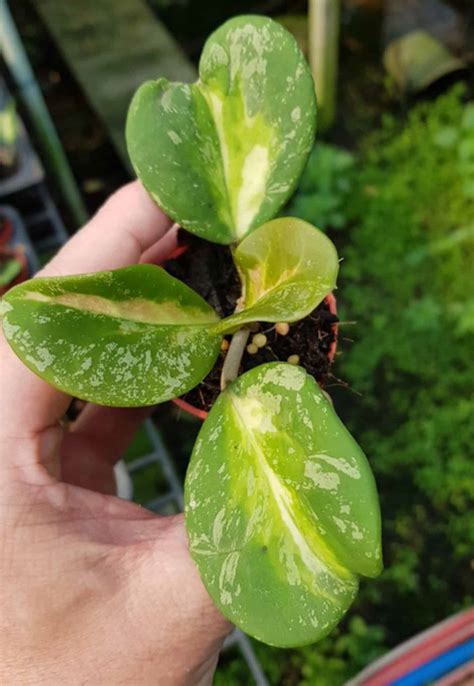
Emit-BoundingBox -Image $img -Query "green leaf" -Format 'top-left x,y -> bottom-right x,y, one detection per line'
1,265 -> 221,406
212,217 -> 338,334
126,15 -> 316,245
185,363 -> 382,647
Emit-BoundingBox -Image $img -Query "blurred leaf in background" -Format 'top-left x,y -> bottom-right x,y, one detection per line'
286,143 -> 355,231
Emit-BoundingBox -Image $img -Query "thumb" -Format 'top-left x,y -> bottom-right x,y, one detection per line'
130,514 -> 232,675
139,513 -> 232,635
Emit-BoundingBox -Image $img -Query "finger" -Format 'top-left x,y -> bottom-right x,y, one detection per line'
134,515 -> 232,671
0,182 -> 171,447
66,404 -> 152,465
140,222 -> 179,266
59,405 -> 152,493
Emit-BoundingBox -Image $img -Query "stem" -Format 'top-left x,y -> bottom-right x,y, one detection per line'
308,0 -> 341,132
220,327 -> 250,390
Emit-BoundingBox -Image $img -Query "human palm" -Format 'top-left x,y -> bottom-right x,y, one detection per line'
0,183 -> 230,685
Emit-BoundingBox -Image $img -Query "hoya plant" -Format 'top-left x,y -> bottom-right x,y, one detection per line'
0,16 -> 382,647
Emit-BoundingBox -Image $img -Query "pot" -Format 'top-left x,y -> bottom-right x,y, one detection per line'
174,293 -> 339,421
160,239 -> 339,421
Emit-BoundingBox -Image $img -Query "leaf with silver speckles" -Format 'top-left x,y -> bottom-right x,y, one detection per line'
126,15 -> 316,244
185,363 -> 382,647
1,265 -> 221,406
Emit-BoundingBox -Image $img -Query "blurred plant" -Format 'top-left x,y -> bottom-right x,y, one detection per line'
337,83 -> 474,645
0,93 -> 18,177
0,215 -> 27,295
433,101 -> 474,199
292,616 -> 386,686
215,615 -> 386,685
286,142 -> 355,230
0,257 -> 22,288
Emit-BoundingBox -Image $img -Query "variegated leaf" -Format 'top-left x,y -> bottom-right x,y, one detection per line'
212,218 -> 339,334
185,363 -> 382,647
126,15 -> 316,245
0,265 -> 221,406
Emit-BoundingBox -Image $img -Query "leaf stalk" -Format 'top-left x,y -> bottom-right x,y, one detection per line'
220,327 -> 250,390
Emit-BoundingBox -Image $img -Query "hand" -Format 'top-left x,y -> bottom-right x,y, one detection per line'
0,182 -> 231,685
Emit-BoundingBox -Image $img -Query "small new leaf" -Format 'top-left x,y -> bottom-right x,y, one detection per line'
212,217 -> 339,334
126,15 -> 316,244
1,265 -> 221,406
185,363 -> 382,647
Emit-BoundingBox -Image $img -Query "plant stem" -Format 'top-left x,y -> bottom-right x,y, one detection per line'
220,327 -> 250,390
308,0 -> 341,132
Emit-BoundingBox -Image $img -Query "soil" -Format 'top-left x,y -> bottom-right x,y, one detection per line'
165,232 -> 338,412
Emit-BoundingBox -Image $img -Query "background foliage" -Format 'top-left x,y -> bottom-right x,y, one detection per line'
216,84 -> 474,684
338,83 -> 474,642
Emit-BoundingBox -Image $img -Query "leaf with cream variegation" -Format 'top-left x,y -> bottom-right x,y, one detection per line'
126,15 -> 316,244
212,217 -> 339,334
0,265 -> 221,406
185,363 -> 382,647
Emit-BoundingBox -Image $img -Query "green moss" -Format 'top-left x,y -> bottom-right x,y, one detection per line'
337,84 -> 474,647
215,84 -> 474,685
291,616 -> 386,686
285,142 -> 355,230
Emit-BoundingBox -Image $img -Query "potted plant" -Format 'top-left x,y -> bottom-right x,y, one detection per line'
164,233 -> 340,421
0,15 -> 382,648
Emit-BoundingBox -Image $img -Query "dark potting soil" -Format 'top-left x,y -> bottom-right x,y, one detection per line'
165,233 -> 338,412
